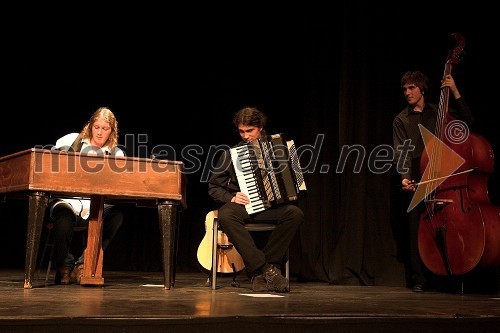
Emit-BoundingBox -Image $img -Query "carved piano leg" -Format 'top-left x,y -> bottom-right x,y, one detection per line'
81,195 -> 104,286
158,201 -> 177,289
25,191 -> 48,289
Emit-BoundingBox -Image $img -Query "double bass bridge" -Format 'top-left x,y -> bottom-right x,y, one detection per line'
424,198 -> 454,215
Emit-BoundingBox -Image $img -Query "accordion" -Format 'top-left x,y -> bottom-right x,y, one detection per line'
230,133 -> 307,215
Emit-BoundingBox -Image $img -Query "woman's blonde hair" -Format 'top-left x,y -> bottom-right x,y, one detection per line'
80,107 -> 119,148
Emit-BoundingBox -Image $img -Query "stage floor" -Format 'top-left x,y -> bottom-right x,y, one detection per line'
1,270 -> 499,333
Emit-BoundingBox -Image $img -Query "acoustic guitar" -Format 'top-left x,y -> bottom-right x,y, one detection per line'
197,210 -> 245,275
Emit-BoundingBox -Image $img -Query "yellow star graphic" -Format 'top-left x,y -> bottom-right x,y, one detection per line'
407,124 -> 466,212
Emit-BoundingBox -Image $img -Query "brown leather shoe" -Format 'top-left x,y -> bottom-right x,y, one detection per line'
263,265 -> 289,292
70,264 -> 84,284
251,274 -> 268,292
55,266 -> 72,285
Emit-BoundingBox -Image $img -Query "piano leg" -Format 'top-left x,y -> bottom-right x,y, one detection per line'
157,201 -> 178,289
81,195 -> 105,286
25,191 -> 48,289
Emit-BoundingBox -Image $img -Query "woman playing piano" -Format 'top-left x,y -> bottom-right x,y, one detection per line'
49,107 -> 124,285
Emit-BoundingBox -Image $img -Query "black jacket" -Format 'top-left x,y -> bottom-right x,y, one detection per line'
208,144 -> 244,207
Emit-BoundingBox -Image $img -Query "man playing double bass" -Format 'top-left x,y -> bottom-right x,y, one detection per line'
392,70 -> 473,292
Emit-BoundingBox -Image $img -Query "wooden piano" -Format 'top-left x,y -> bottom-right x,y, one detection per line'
0,148 -> 186,289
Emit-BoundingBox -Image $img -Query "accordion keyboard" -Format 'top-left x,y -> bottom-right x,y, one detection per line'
230,144 -> 268,214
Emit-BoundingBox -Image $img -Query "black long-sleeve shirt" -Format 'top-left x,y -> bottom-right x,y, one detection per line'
208,147 -> 242,206
392,97 -> 473,181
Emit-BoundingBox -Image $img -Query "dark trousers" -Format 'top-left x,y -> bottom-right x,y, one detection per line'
408,158 -> 429,286
218,202 -> 304,274
51,204 -> 123,269
408,202 -> 427,286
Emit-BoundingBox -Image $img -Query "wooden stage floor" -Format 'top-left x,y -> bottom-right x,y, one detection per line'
1,269 -> 499,333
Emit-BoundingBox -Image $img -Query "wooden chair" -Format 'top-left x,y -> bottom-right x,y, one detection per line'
37,221 -> 87,282
208,210 -> 290,290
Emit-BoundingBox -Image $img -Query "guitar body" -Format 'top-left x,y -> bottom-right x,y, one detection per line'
197,211 -> 245,275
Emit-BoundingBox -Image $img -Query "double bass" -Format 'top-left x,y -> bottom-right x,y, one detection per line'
417,33 -> 500,277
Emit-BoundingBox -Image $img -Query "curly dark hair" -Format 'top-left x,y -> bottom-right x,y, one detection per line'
232,107 -> 267,136
401,70 -> 429,95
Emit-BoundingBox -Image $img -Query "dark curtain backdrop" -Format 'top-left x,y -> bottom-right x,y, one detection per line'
1,5 -> 498,287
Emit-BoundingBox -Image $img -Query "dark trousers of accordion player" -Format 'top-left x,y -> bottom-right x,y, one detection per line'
217,202 -> 303,276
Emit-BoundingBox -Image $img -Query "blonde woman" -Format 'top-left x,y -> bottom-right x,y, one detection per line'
49,107 -> 124,285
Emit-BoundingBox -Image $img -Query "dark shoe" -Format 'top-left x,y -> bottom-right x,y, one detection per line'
70,263 -> 84,284
55,267 -> 72,285
251,274 -> 268,292
412,283 -> 426,292
263,265 -> 289,293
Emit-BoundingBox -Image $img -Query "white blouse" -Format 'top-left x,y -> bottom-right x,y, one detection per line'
49,133 -> 124,220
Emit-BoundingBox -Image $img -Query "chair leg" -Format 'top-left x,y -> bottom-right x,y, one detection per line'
285,248 -> 290,291
46,245 -> 55,282
37,229 -> 50,275
285,249 -> 290,291
230,263 -> 240,288
285,248 -> 290,279
37,228 -> 54,282
211,217 -> 218,290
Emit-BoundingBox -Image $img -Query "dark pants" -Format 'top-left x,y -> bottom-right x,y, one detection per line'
51,203 -> 123,269
407,158 -> 429,286
217,202 -> 304,274
408,200 -> 428,286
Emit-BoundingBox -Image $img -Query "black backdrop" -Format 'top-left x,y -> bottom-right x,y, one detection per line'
1,4 -> 498,287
